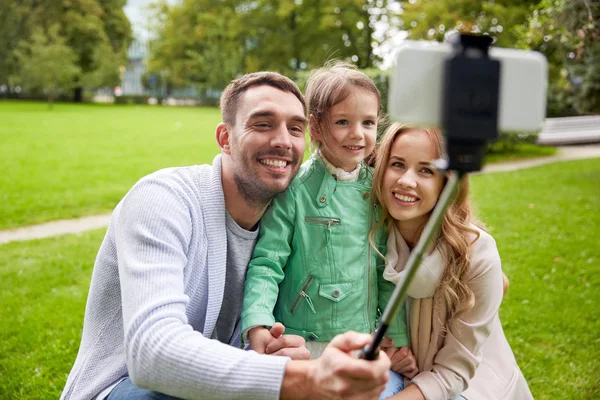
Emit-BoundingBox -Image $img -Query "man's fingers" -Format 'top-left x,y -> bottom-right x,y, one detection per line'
270,322 -> 285,339
328,331 -> 372,353
269,346 -> 311,360
331,348 -> 391,381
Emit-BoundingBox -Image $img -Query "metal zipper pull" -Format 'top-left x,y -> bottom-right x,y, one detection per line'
301,291 -> 317,313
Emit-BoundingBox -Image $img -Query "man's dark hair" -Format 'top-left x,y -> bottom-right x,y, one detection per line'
220,72 -> 307,126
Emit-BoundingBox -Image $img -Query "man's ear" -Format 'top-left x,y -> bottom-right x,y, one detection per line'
216,122 -> 232,155
309,115 -> 322,143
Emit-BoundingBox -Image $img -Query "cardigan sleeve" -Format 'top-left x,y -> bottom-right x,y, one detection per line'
241,187 -> 296,335
116,176 -> 289,400
411,231 -> 504,400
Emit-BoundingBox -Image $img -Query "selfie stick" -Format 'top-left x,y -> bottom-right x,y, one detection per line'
362,34 -> 501,360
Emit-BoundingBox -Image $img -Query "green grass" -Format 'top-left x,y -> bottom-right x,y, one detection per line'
1,101 -> 559,230
0,101 -> 221,229
484,142 -> 557,164
0,229 -> 106,398
471,159 -> 600,399
1,158 -> 598,399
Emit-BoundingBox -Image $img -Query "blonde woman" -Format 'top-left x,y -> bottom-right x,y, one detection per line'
371,124 -> 533,400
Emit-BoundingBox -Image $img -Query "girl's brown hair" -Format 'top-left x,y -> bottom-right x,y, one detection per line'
305,61 -> 381,151
370,123 -> 484,320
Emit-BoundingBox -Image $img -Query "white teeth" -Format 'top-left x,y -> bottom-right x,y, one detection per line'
394,193 -> 417,203
260,159 -> 287,168
345,146 -> 362,150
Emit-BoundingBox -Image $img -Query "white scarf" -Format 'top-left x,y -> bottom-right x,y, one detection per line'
317,150 -> 361,182
383,225 -> 445,299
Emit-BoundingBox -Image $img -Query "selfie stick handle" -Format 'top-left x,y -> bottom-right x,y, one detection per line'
361,170 -> 463,360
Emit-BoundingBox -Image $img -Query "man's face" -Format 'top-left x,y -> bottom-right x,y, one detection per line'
227,85 -> 306,205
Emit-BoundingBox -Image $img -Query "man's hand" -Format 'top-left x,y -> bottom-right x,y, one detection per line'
385,346 -> 418,379
281,331 -> 391,400
248,323 -> 309,360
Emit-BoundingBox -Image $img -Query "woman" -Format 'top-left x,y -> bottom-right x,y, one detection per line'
371,124 -> 533,400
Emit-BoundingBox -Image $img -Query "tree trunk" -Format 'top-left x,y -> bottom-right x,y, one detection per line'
363,3 -> 374,68
73,86 -> 83,103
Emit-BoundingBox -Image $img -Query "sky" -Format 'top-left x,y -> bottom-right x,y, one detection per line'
124,0 -> 173,40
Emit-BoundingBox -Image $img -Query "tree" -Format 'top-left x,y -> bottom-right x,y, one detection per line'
515,0 -> 599,115
0,1 -> 35,89
0,0 -> 132,101
147,0 -> 402,91
13,25 -> 81,107
399,0 -> 538,47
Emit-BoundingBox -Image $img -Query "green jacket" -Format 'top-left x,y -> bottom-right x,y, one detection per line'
241,154 -> 408,345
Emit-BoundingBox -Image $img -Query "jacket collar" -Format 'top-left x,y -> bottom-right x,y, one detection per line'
309,152 -> 368,208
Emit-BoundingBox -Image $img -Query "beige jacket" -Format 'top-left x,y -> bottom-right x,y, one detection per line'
384,226 -> 533,400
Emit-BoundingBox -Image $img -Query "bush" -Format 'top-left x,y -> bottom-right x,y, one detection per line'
487,131 -> 540,153
114,95 -> 149,105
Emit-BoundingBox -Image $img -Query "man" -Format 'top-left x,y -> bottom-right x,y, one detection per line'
61,72 -> 391,400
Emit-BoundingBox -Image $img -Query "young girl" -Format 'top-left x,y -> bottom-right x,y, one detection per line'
241,63 -> 409,362
372,124 -> 533,400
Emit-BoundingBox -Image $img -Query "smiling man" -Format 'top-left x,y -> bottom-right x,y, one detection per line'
61,72 -> 391,400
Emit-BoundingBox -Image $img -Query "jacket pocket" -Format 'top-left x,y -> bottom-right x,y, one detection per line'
317,282 -> 364,331
318,283 -> 353,302
290,275 -> 316,315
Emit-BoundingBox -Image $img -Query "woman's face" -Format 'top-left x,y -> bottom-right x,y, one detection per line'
382,130 -> 445,233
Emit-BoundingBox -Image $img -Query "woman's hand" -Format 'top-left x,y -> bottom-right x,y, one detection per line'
385,346 -> 419,379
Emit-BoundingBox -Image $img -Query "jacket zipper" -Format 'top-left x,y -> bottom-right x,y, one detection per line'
305,217 -> 340,229
290,275 -> 316,314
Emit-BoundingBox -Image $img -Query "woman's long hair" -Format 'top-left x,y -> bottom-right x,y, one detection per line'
369,123 -> 483,320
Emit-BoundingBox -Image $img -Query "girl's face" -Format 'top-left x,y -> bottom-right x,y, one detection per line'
382,130 -> 445,233
314,88 -> 378,172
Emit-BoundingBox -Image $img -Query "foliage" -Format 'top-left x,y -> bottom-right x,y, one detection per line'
487,131 -> 538,152
0,2 -> 30,88
12,25 -> 81,107
485,141 -> 556,164
515,0 -> 600,115
0,0 -> 132,99
394,0 -> 599,117
401,0 -> 539,47
113,94 -> 151,105
147,0 -> 400,90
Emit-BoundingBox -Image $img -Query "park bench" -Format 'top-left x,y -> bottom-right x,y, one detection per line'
537,115 -> 600,145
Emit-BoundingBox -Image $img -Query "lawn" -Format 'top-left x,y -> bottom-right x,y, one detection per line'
0,101 -> 221,230
0,101 -> 557,230
1,158 -> 598,399
484,141 -> 557,164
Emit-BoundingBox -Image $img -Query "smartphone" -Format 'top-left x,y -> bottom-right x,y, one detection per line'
388,40 -> 548,133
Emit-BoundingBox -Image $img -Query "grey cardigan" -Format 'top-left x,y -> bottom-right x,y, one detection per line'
61,155 -> 289,400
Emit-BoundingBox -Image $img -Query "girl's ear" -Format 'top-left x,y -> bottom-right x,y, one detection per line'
309,115 -> 322,143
